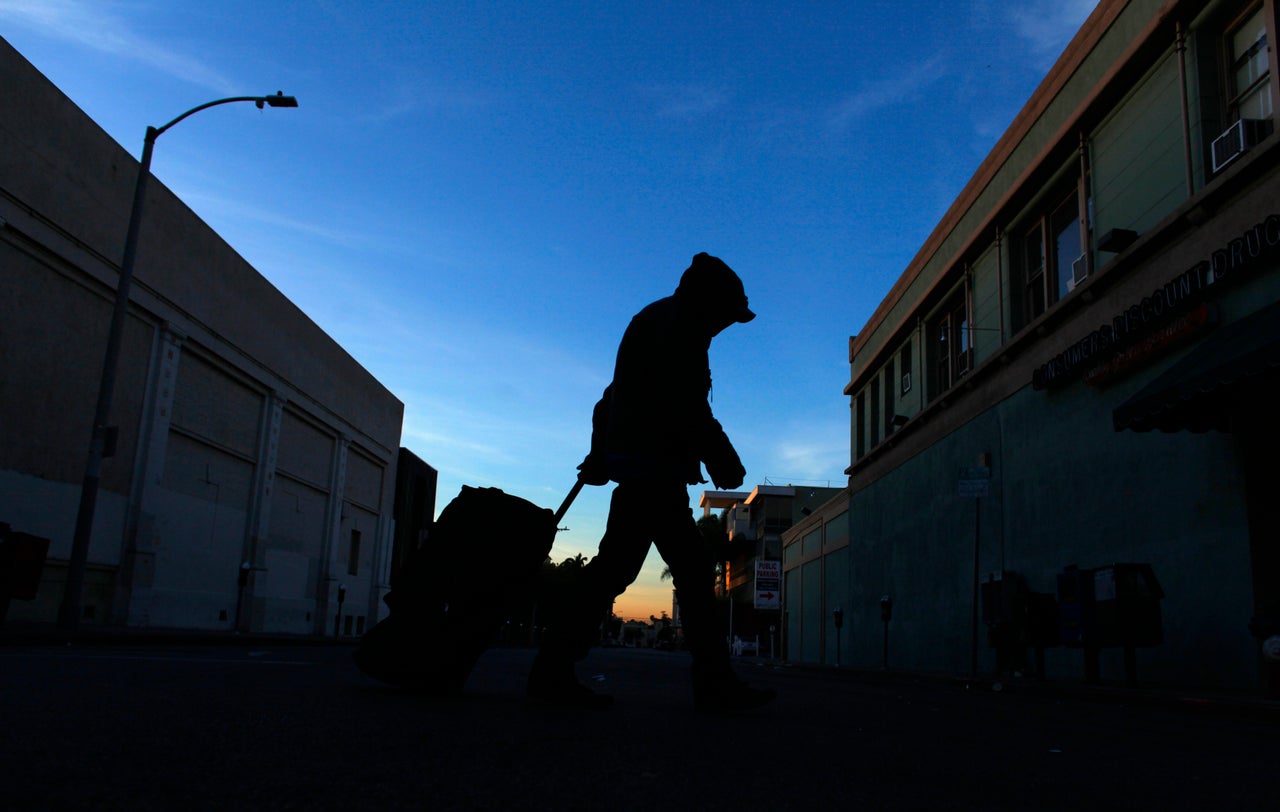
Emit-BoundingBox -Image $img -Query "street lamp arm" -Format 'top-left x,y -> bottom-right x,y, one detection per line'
152,92 -> 299,140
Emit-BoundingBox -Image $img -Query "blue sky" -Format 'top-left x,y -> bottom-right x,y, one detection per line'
1,0 -> 1097,620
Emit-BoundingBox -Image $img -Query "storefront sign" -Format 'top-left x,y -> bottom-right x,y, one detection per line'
1082,303 -> 1217,386
1033,213 -> 1280,390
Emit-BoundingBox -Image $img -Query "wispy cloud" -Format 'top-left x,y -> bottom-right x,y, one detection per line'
771,444 -> 847,486
402,421 -> 511,465
0,0 -> 234,93
1008,0 -> 1100,66
352,78 -> 498,127
180,190 -> 374,250
825,55 -> 946,138
760,421 -> 849,485
639,82 -> 732,119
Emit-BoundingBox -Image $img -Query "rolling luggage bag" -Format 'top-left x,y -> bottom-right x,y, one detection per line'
354,480 -> 582,692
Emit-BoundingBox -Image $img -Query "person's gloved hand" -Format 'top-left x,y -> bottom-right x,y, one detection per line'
577,453 -> 609,486
704,440 -> 745,490
707,460 -> 745,490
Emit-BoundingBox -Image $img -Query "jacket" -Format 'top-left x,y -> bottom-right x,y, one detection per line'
580,294 -> 743,487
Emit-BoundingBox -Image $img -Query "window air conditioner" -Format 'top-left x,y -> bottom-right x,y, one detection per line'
1067,253 -> 1088,291
1211,119 -> 1268,173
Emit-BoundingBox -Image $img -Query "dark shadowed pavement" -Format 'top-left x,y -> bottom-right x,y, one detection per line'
1,641 -> 1275,810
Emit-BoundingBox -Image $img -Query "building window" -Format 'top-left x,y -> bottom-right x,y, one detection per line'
900,339 -> 913,395
1205,3 -> 1275,175
870,377 -> 881,447
855,391 -> 866,458
347,529 -> 361,576
1021,218 -> 1047,322
1014,182 -> 1088,328
1050,192 -> 1084,301
927,293 -> 969,401
883,358 -> 896,436
1227,6 -> 1272,123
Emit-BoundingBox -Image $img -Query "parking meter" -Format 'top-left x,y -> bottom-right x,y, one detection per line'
831,608 -> 844,667
334,583 -> 348,636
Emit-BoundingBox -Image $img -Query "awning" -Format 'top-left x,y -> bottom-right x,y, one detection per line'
1113,299 -> 1280,433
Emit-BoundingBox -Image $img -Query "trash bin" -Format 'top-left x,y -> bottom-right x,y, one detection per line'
1,530 -> 50,601
1025,592 -> 1060,649
1025,591 -> 1059,681
1092,563 -> 1164,648
981,571 -> 1027,629
982,572 -> 1029,675
1,529 -> 51,623
1057,562 -> 1163,686
1056,565 -> 1096,647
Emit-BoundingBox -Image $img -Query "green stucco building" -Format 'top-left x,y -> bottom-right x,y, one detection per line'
801,0 -> 1280,695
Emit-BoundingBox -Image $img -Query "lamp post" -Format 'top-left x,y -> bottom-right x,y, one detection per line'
880,594 -> 893,670
58,93 -> 298,631
832,606 -> 843,667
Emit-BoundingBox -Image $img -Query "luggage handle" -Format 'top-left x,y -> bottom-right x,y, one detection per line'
552,478 -> 585,528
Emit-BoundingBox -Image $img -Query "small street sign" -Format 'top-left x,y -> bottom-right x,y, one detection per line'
755,560 -> 781,610
958,466 -> 990,498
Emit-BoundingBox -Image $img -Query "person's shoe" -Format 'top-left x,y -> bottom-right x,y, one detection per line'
354,617 -> 461,694
527,676 -> 614,710
527,652 -> 613,709
693,679 -> 777,713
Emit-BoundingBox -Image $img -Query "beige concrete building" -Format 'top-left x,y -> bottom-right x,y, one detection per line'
1,37 -> 405,636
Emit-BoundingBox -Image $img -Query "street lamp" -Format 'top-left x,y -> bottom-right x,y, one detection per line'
58,92 -> 299,630
880,594 -> 893,670
832,606 -> 844,667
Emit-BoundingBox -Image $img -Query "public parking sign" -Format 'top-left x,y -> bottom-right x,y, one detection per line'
755,560 -> 781,610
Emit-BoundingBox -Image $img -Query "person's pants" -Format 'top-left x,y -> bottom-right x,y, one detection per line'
541,479 -> 731,677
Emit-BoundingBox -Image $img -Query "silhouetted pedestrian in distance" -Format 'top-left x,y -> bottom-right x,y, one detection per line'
528,252 -> 776,712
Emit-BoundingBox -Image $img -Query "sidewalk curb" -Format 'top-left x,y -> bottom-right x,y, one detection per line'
743,657 -> 1280,722
0,623 -> 357,648
6,629 -> 1278,721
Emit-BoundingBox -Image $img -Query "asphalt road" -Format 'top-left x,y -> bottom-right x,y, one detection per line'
1,643 -> 1274,810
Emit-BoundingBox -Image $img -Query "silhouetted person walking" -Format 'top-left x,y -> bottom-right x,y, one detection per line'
528,252 -> 775,712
